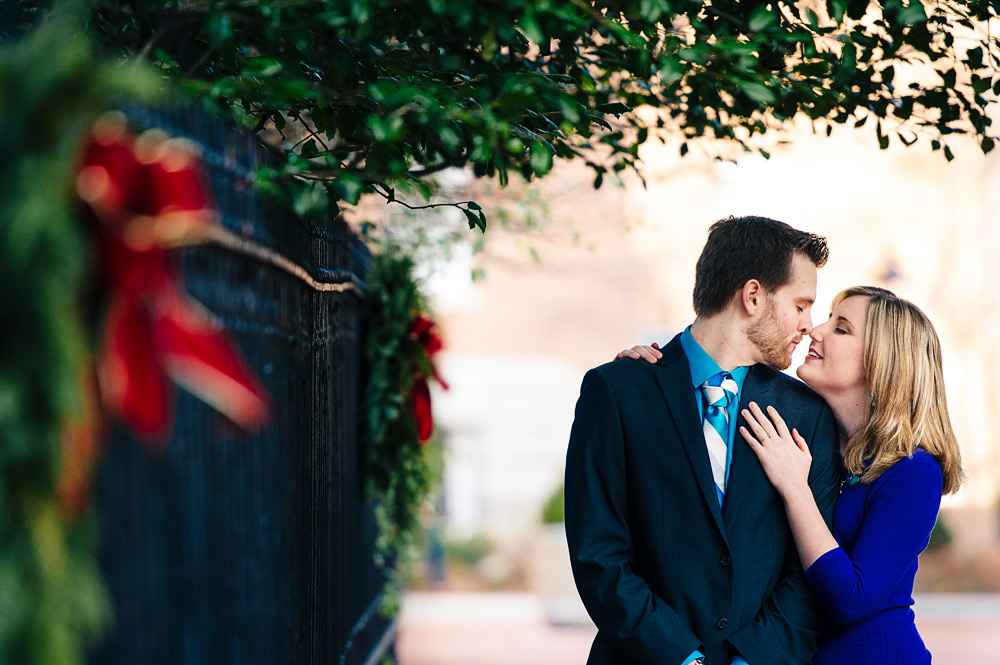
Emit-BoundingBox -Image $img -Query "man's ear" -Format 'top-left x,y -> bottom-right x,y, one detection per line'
740,280 -> 762,316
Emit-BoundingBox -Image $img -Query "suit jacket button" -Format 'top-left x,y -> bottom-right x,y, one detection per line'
720,555 -> 731,567
717,618 -> 729,630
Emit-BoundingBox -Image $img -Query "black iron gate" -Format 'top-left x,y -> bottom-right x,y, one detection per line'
90,104 -> 390,665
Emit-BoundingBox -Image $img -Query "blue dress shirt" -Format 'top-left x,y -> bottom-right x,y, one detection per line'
679,327 -> 749,499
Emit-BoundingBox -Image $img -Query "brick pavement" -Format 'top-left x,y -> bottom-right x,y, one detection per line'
396,592 -> 1000,665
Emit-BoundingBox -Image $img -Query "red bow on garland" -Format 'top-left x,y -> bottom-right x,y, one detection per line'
76,114 -> 271,445
409,314 -> 448,444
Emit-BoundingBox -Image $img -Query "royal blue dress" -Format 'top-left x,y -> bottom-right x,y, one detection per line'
803,447 -> 943,665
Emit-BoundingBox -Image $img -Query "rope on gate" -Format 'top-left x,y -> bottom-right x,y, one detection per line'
204,224 -> 366,296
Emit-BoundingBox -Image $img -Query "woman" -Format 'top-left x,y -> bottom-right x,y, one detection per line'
621,286 -> 963,664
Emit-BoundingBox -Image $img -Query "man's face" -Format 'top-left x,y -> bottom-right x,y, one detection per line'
745,253 -> 817,370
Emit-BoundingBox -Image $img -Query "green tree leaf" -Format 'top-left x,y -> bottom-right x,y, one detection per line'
740,82 -> 776,104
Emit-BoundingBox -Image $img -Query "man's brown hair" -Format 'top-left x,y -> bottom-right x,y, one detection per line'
692,215 -> 828,317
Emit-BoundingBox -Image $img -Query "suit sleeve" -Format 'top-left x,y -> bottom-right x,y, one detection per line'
565,368 -> 703,664
727,403 -> 840,665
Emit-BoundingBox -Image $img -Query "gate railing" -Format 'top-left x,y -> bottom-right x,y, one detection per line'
91,102 -> 389,665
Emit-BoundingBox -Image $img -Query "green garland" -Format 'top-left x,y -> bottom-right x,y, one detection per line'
362,248 -> 440,613
0,5 -> 153,664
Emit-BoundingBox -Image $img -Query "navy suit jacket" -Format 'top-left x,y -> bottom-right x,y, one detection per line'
565,334 -> 840,665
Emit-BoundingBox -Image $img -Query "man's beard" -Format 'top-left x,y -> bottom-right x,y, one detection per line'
746,298 -> 795,370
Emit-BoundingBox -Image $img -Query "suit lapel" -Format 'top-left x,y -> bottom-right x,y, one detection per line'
723,364 -> 773,531
654,338 -> 725,536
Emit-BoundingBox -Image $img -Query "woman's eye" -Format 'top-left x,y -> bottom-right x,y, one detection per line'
834,327 -> 847,335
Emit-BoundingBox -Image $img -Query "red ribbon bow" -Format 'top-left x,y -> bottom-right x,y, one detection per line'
409,314 -> 448,444
77,114 -> 271,445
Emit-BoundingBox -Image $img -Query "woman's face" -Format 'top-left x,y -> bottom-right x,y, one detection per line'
795,295 -> 868,400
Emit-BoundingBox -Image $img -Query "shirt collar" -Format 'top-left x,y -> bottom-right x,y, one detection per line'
679,325 -> 751,390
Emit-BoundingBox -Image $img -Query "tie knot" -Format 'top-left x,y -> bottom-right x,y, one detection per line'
701,372 -> 737,408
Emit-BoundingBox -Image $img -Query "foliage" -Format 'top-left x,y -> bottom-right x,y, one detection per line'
88,0 -> 1000,228
541,483 -> 566,524
0,5 -> 154,664
361,248 -> 440,612
926,515 -> 952,550
444,533 -> 494,567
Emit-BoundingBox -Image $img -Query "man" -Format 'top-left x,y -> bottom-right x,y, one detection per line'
565,216 -> 841,665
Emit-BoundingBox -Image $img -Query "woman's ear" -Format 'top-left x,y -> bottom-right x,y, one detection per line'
740,280 -> 761,316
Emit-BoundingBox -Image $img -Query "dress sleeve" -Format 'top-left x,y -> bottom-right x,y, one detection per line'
802,453 -> 943,625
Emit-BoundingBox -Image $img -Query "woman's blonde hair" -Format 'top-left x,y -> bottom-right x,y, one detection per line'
836,286 -> 964,494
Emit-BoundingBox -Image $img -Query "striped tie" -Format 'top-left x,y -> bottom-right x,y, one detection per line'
701,372 -> 738,505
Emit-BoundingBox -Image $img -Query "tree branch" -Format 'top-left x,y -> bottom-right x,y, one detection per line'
407,155 -> 467,177
372,186 -> 475,212
291,112 -> 330,152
